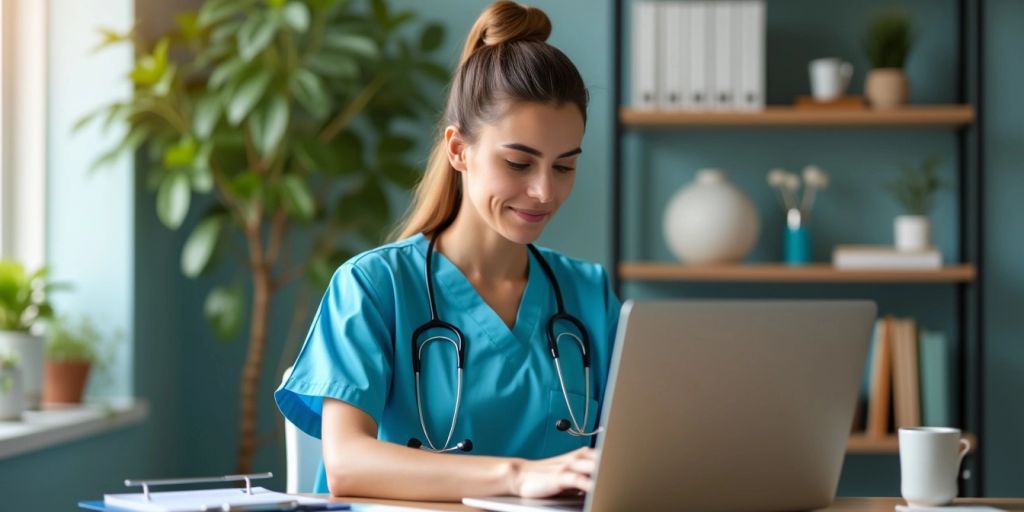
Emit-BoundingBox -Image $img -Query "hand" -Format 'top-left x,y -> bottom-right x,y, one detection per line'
508,447 -> 596,499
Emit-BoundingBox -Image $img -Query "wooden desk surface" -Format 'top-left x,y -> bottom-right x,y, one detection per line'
310,496 -> 1024,511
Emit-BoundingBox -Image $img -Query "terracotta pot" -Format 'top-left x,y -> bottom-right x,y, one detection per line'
865,68 -> 909,109
43,360 -> 91,404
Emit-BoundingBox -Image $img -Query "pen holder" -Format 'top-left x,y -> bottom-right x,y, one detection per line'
784,225 -> 811,265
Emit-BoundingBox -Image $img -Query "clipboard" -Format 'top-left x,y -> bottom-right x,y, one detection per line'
77,472 -> 343,512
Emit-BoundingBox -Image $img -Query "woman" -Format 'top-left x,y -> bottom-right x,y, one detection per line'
275,1 -> 621,501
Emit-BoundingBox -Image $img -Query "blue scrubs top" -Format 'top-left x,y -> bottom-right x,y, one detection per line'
274,233 -> 621,492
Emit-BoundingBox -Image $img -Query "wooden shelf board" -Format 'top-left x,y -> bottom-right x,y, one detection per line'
847,432 -> 977,454
620,105 -> 975,127
619,262 -> 976,283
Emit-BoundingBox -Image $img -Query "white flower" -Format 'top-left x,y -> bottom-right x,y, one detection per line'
784,173 -> 801,192
803,165 -> 829,189
767,168 -> 790,187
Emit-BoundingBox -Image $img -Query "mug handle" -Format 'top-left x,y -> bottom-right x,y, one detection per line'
839,62 -> 854,93
958,437 -> 972,464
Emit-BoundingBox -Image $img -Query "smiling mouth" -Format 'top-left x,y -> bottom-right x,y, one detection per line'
510,207 -> 550,223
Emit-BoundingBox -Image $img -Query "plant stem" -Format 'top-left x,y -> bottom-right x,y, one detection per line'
319,74 -> 387,142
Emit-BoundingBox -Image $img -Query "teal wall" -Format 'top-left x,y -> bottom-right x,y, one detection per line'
3,0 -> 1020,508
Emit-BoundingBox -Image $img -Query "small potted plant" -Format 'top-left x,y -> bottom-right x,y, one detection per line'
0,261 -> 59,410
888,156 -> 944,251
0,353 -> 24,420
43,316 -> 105,404
863,9 -> 912,109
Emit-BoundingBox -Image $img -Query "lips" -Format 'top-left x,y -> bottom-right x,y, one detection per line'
510,207 -> 550,223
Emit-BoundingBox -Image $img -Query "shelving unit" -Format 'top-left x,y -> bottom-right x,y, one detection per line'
611,0 -> 985,493
620,105 -> 975,128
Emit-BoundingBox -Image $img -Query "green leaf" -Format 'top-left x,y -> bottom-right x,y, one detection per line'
162,137 -> 198,169
290,69 -> 331,120
306,52 -> 359,80
261,96 -> 289,156
237,14 -> 279,62
379,161 -> 421,189
282,2 -> 310,33
93,27 -> 133,52
371,0 -> 388,26
378,135 -> 415,157
181,215 -> 224,278
130,37 -> 170,86
176,12 -> 201,42
227,70 -> 272,125
198,0 -> 246,28
193,94 -> 224,138
323,33 -> 379,59
416,61 -> 450,83
89,127 -> 150,173
157,173 -> 191,230
191,143 -> 215,193
419,23 -> 444,52
281,174 -> 316,221
204,285 -> 245,341
209,57 -> 247,89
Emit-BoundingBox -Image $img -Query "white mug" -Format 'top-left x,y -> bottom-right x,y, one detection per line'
808,58 -> 853,102
899,427 -> 971,507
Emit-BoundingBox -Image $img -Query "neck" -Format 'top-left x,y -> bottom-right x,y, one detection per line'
434,209 -> 528,283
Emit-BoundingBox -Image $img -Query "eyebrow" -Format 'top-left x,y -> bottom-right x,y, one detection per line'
502,143 -> 582,159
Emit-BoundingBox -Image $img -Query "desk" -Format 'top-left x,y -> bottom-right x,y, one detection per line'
308,496 -> 1024,511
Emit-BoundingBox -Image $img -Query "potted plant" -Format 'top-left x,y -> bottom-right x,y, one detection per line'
0,353 -> 24,420
863,10 -> 912,109
0,261 -> 59,410
80,0 -> 447,472
888,156 -> 944,251
43,316 -> 105,404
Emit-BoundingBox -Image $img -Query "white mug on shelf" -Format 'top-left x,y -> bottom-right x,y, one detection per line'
899,427 -> 971,507
809,57 -> 853,102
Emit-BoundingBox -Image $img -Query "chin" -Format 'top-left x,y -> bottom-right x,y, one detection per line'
501,225 -> 544,245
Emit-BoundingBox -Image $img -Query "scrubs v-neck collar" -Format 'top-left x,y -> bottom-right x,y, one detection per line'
414,233 -> 544,361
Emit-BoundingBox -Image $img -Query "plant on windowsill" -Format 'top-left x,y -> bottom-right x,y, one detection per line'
44,316 -> 110,405
0,261 -> 61,411
863,9 -> 913,109
78,0 -> 448,472
887,156 -> 945,252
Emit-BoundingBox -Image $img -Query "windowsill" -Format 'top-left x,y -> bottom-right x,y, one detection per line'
0,399 -> 149,459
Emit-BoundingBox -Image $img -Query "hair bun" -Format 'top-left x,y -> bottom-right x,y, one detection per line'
460,1 -> 552,64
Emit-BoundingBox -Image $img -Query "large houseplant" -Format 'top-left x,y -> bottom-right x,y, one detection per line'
80,0 -> 447,472
0,261 -> 58,411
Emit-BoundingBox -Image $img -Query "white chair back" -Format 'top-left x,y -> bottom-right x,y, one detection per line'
282,366 -> 324,493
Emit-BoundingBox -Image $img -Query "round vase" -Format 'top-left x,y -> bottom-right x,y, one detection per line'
0,331 -> 44,410
663,169 -> 760,264
895,215 -> 932,252
865,68 -> 909,109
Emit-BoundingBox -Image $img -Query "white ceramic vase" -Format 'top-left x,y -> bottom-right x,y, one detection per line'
895,215 -> 932,252
663,169 -> 760,264
0,364 -> 24,420
0,331 -> 45,410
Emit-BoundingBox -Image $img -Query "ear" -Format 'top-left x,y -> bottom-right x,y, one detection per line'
444,126 -> 469,173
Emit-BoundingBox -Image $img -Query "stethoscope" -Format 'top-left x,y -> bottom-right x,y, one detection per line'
406,232 -> 603,453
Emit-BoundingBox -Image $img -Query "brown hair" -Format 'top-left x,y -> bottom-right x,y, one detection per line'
391,1 -> 589,241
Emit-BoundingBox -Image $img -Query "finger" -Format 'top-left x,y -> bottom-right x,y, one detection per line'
558,471 -> 593,493
567,457 -> 596,476
571,446 -> 596,460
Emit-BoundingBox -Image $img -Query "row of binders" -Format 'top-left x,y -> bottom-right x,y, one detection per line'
854,316 -> 954,437
631,0 -> 766,112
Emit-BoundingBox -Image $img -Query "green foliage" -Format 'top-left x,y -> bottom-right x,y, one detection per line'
864,10 -> 912,69
887,156 -> 945,215
46,316 -> 102,364
80,0 -> 449,340
0,261 -> 61,333
0,353 -> 15,395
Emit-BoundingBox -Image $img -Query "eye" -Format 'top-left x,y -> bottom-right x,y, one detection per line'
505,160 -> 530,171
554,165 -> 576,173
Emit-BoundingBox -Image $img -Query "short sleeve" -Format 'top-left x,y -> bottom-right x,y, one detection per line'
274,262 -> 394,439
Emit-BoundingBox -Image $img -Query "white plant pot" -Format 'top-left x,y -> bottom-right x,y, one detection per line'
895,215 -> 932,252
0,331 -> 45,410
663,169 -> 761,264
0,365 -> 24,420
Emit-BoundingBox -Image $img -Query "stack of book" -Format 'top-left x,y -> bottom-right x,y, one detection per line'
631,0 -> 766,112
833,245 -> 943,270
856,316 -> 954,437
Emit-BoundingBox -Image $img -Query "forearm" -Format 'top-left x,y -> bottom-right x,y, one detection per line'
325,437 -> 521,501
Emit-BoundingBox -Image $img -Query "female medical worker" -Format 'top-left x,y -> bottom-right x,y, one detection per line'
275,1 -> 620,501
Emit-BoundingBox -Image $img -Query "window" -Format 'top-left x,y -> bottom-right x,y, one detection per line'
0,0 -> 47,269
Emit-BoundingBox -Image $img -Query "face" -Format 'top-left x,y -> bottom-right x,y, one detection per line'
446,101 -> 585,245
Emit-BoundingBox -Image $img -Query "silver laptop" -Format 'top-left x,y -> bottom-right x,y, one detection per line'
464,300 -> 876,512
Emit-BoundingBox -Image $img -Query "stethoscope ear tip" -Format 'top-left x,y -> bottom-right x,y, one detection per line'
407,438 -> 423,449
457,439 -> 473,452
555,418 -> 571,432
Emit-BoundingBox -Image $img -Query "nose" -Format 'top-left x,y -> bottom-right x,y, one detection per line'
527,168 -> 554,203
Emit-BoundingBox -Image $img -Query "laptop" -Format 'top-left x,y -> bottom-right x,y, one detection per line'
464,300 -> 877,512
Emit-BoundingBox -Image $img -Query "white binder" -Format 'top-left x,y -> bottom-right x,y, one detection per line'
711,1 -> 734,111
688,1 -> 710,110
657,2 -> 685,110
631,1 -> 658,110
738,0 -> 766,111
